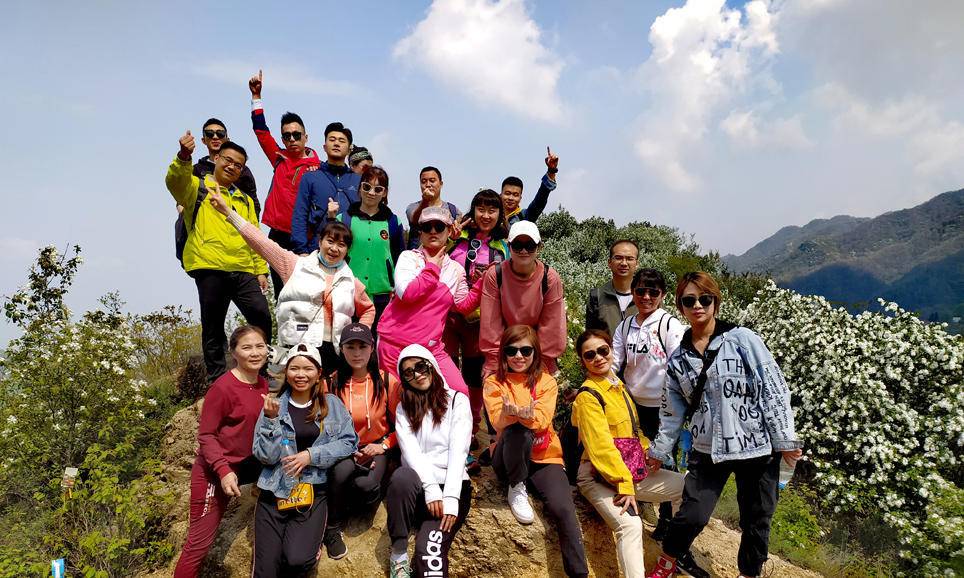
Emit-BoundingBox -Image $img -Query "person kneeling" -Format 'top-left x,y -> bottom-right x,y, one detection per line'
385,346 -> 473,578
251,343 -> 357,577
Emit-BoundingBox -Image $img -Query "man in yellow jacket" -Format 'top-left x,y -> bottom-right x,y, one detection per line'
166,130 -> 271,382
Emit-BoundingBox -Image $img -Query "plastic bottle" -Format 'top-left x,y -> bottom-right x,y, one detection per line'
778,458 -> 796,490
679,430 -> 692,469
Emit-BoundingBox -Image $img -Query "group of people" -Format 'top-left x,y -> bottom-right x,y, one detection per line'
165,70 -> 802,578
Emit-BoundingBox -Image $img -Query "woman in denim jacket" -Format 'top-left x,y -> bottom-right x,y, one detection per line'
251,342 -> 358,577
646,272 -> 803,578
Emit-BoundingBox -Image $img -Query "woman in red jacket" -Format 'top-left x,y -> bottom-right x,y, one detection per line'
173,325 -> 269,578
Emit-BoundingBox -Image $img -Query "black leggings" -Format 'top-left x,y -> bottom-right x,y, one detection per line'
327,453 -> 392,529
253,485 -> 328,578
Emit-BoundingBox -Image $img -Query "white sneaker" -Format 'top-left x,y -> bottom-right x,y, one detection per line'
507,482 -> 535,524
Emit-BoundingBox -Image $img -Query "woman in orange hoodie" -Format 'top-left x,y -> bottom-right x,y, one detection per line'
323,323 -> 401,560
483,325 -> 589,578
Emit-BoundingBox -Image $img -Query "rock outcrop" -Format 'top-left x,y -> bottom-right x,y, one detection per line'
140,402 -> 821,578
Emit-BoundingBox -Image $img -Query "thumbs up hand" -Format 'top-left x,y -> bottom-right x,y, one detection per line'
178,130 -> 195,160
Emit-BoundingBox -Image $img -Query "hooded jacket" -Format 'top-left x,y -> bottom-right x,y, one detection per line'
291,163 -> 361,254
394,345 -> 472,516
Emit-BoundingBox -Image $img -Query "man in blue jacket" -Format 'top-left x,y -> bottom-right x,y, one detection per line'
290,122 -> 360,254
502,147 -> 559,226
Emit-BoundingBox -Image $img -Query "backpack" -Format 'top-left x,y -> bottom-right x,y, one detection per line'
561,386 -> 606,485
174,179 -> 254,269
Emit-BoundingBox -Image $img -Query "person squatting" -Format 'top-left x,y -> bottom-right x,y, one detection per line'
166,69 -> 802,578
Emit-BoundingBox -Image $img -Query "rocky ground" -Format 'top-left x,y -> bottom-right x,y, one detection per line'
140,401 -> 822,578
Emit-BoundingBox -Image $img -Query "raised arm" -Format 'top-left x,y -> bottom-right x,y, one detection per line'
214,195 -> 298,282
165,131 -> 200,208
250,69 -> 284,162
393,251 -> 440,301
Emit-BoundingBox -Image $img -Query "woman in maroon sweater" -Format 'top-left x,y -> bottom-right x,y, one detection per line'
174,325 -> 270,578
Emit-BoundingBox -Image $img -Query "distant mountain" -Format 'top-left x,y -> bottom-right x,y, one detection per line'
724,189 -> 964,328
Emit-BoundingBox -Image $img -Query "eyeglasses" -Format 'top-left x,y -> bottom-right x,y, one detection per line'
360,182 -> 386,195
218,157 -> 245,170
281,131 -> 304,142
509,239 -> 538,253
680,294 -> 715,309
466,238 -> 482,262
633,287 -> 662,298
503,345 -> 535,358
420,221 -> 448,234
401,360 -> 432,382
610,255 -> 637,263
203,129 -> 226,139
581,345 -> 611,361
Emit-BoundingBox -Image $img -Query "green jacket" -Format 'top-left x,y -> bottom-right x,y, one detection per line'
585,280 -> 638,336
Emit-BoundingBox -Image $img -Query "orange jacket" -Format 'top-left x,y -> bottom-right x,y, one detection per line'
482,371 -> 563,465
327,371 -> 401,448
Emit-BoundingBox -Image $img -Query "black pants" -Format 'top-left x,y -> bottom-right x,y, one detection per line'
253,485 -> 328,578
327,453 -> 391,530
371,293 -> 392,337
663,451 -> 781,576
318,342 -> 339,378
493,424 -> 589,578
386,467 -> 472,578
193,269 -> 272,381
637,404 -> 675,522
267,228 -> 293,299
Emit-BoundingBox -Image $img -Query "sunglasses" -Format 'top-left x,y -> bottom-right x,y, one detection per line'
503,345 -> 535,358
401,360 -> 432,382
581,345 -> 611,361
420,221 -> 448,234
466,238 -> 483,262
680,294 -> 715,309
634,287 -> 662,298
360,182 -> 386,195
203,129 -> 226,139
281,131 -> 304,142
509,239 -> 538,253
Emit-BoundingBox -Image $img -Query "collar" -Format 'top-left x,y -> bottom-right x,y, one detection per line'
322,161 -> 350,175
588,372 -> 622,392
680,319 -> 737,356
347,201 -> 393,220
506,206 -> 522,219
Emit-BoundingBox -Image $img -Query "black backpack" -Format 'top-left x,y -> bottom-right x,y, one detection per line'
561,386 -> 606,485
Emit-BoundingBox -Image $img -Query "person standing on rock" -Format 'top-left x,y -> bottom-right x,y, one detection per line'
483,325 -> 589,578
323,323 -> 402,560
385,345 -> 473,578
645,272 -> 803,578
251,343 -> 358,578
173,326 -> 270,578
572,329 -> 708,578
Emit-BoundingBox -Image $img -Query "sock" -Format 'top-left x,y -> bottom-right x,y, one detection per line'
390,538 -> 408,563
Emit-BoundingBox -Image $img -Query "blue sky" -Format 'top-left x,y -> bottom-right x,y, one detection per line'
2,0 -> 964,342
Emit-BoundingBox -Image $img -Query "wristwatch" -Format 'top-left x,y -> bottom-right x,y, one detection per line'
381,442 -> 389,451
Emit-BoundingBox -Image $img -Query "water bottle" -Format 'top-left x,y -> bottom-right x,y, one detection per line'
679,430 -> 692,469
778,458 -> 796,490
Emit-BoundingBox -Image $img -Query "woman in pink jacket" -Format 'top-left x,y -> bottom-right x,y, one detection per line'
376,206 -> 482,395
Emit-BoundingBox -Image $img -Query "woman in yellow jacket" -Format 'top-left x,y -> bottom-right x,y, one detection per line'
483,325 -> 589,578
572,329 -> 702,578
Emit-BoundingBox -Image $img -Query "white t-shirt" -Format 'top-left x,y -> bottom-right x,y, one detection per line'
612,310 -> 687,407
615,292 -> 634,313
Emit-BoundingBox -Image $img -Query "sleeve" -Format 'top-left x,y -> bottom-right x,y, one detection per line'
585,288 -> 603,331
238,166 -> 260,218
197,384 -> 232,478
537,267 -> 567,364
389,215 -> 405,264
612,318 -> 628,375
251,411 -> 284,466
743,331 -> 803,451
353,279 -> 376,325
479,266 -> 505,376
482,376 -> 518,432
572,389 -> 634,495
394,253 -> 439,301
290,174 -> 315,254
242,195 -> 269,276
308,396 -> 359,468
521,173 -> 556,222
648,363 -> 688,467
665,316 -> 686,358
394,404 -> 442,504
519,374 -> 557,432
382,376 -> 402,449
226,211 -> 298,282
442,393 -> 472,516
453,272 -> 483,314
165,156 -> 200,209
251,98 -> 284,162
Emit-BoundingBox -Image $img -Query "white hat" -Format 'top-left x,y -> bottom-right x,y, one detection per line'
508,220 -> 541,244
280,342 -> 323,368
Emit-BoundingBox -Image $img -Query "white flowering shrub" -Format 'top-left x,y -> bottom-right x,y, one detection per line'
739,282 -> 964,574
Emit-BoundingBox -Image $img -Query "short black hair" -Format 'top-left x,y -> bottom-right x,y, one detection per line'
632,268 -> 667,293
218,141 -> 248,162
319,221 -> 353,249
420,166 -> 442,181
608,238 -> 639,259
203,118 -> 226,131
325,122 -> 353,145
501,176 -> 524,190
280,112 -> 305,130
469,189 -> 509,241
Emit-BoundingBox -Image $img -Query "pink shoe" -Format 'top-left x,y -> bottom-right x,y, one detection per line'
646,554 -> 677,578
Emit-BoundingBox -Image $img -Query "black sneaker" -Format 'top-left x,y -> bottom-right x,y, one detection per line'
651,518 -> 670,542
675,550 -> 709,578
323,528 -> 348,560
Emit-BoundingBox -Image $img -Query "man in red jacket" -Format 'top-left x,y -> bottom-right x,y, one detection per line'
248,69 -> 321,296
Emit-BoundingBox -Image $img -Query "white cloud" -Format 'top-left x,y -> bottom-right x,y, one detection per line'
187,60 -> 365,98
720,109 -> 811,149
0,237 -> 41,262
634,0 -> 784,191
393,0 -> 565,123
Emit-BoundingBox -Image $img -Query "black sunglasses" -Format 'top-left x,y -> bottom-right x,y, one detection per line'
633,287 -> 662,298
360,182 -> 386,195
281,131 -> 304,142
420,221 -> 448,234
203,129 -> 226,139
503,345 -> 535,358
509,239 -> 538,253
581,345 -> 611,361
680,294 -> 715,309
401,360 -> 432,382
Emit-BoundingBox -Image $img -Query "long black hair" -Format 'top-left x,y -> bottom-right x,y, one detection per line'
327,342 -> 388,403
399,357 -> 448,433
